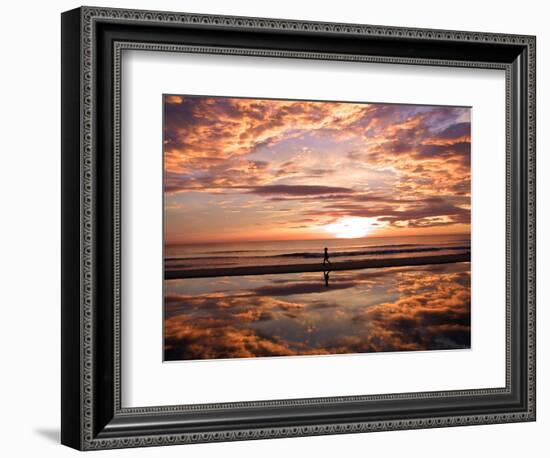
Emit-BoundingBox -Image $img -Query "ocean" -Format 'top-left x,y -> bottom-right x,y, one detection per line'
164,233 -> 470,273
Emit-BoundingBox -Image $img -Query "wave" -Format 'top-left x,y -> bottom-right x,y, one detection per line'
166,245 -> 470,262
272,245 -> 470,259
196,249 -> 268,254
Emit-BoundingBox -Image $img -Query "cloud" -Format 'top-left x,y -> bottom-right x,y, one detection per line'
438,122 -> 471,139
347,269 -> 471,352
300,195 -> 470,228
165,95 -> 184,105
164,316 -> 301,360
252,281 -> 356,296
163,95 -> 471,239
247,185 -> 355,196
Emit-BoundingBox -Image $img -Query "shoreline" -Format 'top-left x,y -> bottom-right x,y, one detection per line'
165,253 -> 470,279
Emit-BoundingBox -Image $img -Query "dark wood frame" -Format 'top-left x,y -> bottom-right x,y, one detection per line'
61,6 -> 536,450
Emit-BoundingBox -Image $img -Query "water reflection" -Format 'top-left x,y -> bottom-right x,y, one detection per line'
323,270 -> 330,287
164,263 -> 470,361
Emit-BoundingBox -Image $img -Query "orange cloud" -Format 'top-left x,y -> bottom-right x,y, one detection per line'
164,95 -> 471,242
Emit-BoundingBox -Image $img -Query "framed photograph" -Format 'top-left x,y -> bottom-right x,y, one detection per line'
61,6 -> 536,450
162,94 -> 474,362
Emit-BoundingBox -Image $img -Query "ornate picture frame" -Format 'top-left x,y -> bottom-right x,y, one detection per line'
61,6 -> 536,450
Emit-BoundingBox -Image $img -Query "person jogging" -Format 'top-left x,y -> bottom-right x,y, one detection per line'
323,247 -> 331,266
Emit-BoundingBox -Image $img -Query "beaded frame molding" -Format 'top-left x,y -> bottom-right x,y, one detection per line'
61,6 -> 536,451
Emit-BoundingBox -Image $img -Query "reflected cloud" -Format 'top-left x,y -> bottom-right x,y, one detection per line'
164,263 -> 470,361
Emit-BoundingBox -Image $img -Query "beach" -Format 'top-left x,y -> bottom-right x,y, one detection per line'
164,262 -> 472,361
165,252 -> 470,279
164,234 -> 471,359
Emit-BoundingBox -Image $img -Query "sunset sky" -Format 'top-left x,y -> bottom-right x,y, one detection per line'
163,95 -> 471,244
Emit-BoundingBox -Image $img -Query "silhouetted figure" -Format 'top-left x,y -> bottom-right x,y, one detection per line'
323,270 -> 330,287
323,247 -> 331,266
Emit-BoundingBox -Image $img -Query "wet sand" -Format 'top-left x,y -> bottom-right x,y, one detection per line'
165,252 -> 470,279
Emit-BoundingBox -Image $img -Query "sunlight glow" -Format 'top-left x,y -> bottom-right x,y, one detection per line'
323,217 -> 377,239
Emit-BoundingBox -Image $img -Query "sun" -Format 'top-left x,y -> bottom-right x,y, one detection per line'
323,217 -> 376,239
